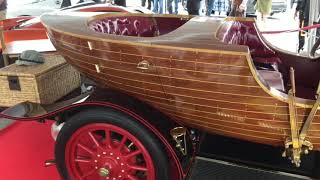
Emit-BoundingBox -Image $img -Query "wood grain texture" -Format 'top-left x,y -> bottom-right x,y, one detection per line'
41,13 -> 320,150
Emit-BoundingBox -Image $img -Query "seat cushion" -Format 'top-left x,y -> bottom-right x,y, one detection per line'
257,70 -> 285,92
89,17 -> 158,37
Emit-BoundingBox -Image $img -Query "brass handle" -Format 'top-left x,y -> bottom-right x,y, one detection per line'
137,60 -> 150,70
290,67 -> 296,94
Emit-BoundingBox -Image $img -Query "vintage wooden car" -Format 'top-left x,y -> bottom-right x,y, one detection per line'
0,12 -> 319,180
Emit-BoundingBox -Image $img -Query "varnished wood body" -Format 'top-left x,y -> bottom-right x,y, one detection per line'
41,13 -> 320,150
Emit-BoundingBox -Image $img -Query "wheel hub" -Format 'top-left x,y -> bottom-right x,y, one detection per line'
93,149 -> 129,179
99,167 -> 110,178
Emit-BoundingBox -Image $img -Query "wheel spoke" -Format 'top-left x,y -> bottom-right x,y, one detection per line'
81,168 -> 96,179
128,165 -> 148,172
125,150 -> 142,159
75,156 -> 91,163
127,142 -> 134,149
127,175 -> 139,180
88,132 -> 101,148
77,143 -> 94,155
104,129 -> 112,148
117,135 -> 127,150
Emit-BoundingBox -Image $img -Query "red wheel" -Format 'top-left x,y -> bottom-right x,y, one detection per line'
66,123 -> 155,180
55,109 -> 170,180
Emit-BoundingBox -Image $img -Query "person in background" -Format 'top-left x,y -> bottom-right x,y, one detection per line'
78,0 -> 106,4
167,0 -> 179,14
182,0 -> 187,10
206,0 -> 215,16
255,0 -> 272,21
295,0 -> 310,52
153,0 -> 164,14
213,0 -> 230,15
142,0 -> 152,10
317,2 -> 320,39
290,0 -> 295,8
114,0 -> 126,6
229,0 -> 247,17
187,0 -> 201,15
0,0 -> 6,20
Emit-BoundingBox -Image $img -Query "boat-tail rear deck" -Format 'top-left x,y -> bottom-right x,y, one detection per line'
41,13 -> 320,151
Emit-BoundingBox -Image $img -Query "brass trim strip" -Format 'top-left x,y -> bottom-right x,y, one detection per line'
165,111 -> 288,136
105,72 -> 283,105
151,100 -> 320,124
104,75 -> 307,116
60,48 -> 261,88
59,43 -> 252,78
69,58 -> 318,118
57,38 -> 250,68
157,106 -> 290,130
179,122 -> 320,145
170,111 -> 320,140
104,65 -> 259,87
158,104 -> 320,132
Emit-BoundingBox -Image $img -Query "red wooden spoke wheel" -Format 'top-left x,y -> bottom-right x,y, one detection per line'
65,123 -> 155,180
55,109 -> 170,180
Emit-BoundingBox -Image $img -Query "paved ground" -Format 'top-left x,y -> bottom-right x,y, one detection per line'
258,6 -> 300,53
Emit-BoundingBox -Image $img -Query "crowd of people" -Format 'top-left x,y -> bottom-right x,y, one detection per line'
0,0 -> 317,53
0,0 -> 274,21
0,0 -> 6,20
146,0 -> 273,18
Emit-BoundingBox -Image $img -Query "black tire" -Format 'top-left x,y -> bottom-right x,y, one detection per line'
55,108 -> 170,180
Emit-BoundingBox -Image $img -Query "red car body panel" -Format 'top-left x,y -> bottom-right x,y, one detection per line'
0,5 -> 136,49
0,16 -> 34,30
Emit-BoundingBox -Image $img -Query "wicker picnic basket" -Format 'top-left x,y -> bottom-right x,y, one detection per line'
0,53 -> 81,107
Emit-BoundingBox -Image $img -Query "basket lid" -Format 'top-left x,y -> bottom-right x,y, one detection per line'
0,53 -> 66,77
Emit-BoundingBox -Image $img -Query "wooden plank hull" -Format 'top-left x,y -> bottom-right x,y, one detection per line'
41,13 -> 320,150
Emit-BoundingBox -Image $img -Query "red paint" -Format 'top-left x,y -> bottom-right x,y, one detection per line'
65,123 -> 155,179
0,5 -> 136,51
3,29 -> 48,44
0,16 -> 34,30
0,121 -> 60,180
0,101 -> 184,179
261,23 -> 320,34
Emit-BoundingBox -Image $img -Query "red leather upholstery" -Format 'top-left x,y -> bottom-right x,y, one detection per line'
89,16 -> 189,38
216,20 -> 286,92
89,16 -> 158,37
257,70 -> 285,91
216,21 -> 280,64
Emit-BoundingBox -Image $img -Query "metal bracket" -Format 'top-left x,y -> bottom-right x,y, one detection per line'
299,82 -> 320,141
170,127 -> 188,156
283,69 -> 318,167
137,60 -> 150,70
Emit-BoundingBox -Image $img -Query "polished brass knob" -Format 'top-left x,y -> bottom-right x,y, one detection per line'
170,127 -> 187,139
99,168 -> 110,178
137,60 -> 150,70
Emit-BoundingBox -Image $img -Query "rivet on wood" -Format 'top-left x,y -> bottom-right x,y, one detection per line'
95,64 -> 101,73
87,41 -> 93,50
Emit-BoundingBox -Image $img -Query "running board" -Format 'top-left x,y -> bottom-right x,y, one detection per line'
188,157 -> 313,180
